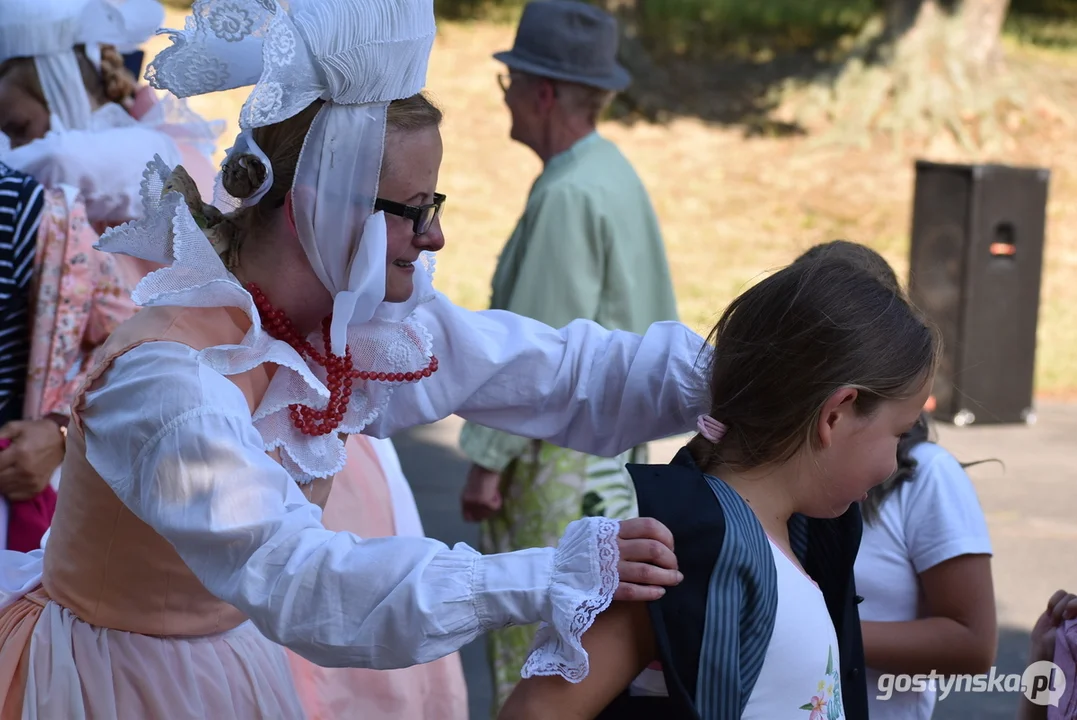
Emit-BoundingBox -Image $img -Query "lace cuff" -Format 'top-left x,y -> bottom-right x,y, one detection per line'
520,516 -> 620,683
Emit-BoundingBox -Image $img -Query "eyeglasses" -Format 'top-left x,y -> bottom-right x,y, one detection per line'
498,73 -> 533,93
498,72 -> 555,97
374,193 -> 446,235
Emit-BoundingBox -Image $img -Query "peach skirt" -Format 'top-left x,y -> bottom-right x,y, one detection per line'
0,587 -> 304,719
0,437 -> 467,719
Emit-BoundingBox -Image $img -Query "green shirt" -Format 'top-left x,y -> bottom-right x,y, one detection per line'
460,132 -> 678,471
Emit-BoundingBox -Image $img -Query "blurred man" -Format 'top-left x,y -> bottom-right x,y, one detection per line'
458,1 -> 679,714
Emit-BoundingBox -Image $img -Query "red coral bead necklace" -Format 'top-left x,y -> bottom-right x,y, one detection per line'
247,283 -> 438,436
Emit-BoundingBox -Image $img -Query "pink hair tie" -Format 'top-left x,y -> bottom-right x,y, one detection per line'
697,415 -> 727,443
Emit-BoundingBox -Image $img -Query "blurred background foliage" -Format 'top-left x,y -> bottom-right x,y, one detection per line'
161,0 -> 1077,57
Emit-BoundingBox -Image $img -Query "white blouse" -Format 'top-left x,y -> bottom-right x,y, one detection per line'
78,302 -> 710,672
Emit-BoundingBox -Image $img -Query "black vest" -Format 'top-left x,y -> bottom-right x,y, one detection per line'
597,448 -> 869,720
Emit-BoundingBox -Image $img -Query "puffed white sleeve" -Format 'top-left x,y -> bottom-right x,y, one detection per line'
365,294 -> 712,456
80,341 -> 620,674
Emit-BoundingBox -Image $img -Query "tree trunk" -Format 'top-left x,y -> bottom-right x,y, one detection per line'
784,0 -> 1017,150
597,0 -> 637,13
960,0 -> 1011,67
885,0 -> 1011,69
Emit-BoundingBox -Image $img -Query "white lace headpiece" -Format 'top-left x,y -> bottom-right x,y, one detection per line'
147,0 -> 437,355
0,0 -> 165,131
97,0 -> 441,483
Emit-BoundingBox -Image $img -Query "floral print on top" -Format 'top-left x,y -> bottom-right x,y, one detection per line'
801,646 -> 845,720
24,188 -> 137,420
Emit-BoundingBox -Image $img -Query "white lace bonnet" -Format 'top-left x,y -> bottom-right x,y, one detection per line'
146,0 -> 437,356
0,0 -> 166,132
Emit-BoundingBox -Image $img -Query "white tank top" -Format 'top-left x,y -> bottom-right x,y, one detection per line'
740,539 -> 847,720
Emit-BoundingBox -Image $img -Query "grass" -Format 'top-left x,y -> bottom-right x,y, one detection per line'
614,0 -> 878,60
146,11 -> 1077,397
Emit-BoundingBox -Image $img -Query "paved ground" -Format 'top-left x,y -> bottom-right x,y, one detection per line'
395,403 -> 1077,720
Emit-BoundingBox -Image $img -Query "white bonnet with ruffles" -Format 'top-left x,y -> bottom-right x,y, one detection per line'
146,0 -> 436,355
97,0 -> 442,483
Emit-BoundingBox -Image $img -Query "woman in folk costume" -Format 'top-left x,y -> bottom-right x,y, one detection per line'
0,0 -> 224,228
0,0 -> 709,717
173,10 -> 467,717
3,4 -> 465,714
29,10 -> 454,717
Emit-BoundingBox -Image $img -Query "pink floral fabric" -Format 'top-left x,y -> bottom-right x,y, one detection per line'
22,189 -> 137,420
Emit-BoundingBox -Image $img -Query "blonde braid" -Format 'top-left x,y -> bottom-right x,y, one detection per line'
161,165 -> 245,269
97,45 -> 138,108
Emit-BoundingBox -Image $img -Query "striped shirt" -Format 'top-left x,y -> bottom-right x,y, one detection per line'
0,163 -> 43,426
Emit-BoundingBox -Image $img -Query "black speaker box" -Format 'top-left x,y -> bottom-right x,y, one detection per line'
907,160 -> 1049,426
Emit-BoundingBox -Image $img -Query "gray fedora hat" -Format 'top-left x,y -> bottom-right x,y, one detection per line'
494,0 -> 631,92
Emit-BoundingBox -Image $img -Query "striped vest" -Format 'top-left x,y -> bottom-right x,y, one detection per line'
597,448 -> 869,720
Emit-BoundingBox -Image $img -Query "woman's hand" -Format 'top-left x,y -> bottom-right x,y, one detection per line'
0,419 -> 65,501
614,517 -> 682,601
461,463 -> 502,522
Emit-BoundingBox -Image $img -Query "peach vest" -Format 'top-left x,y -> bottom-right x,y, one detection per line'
41,305 -> 335,637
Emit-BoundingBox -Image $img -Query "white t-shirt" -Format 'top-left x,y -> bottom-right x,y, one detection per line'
631,539 -> 847,720
854,442 -> 993,720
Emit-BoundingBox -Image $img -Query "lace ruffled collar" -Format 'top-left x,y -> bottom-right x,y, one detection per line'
98,155 -> 438,484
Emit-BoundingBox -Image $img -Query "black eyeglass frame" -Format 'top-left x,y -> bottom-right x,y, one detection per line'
374,193 -> 446,235
498,72 -> 558,97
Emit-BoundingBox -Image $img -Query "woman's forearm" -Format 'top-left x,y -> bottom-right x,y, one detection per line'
862,618 -> 996,676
